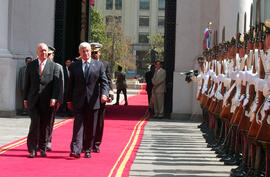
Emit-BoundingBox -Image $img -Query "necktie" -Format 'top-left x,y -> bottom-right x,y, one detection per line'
39,62 -> 44,75
84,61 -> 90,79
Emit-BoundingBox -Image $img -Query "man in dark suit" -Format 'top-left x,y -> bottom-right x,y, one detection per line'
145,64 -> 155,104
67,42 -> 108,158
114,65 -> 127,105
18,57 -> 32,115
61,59 -> 72,116
89,42 -> 114,153
24,43 -> 60,158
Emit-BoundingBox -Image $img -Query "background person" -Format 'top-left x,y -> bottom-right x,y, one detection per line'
114,65 -> 128,106
151,61 -> 166,118
89,42 -> 114,153
18,57 -> 32,115
46,46 -> 64,151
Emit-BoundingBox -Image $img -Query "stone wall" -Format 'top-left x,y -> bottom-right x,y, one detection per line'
0,0 -> 55,116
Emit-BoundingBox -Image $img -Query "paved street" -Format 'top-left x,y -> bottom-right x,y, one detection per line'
130,119 -> 236,177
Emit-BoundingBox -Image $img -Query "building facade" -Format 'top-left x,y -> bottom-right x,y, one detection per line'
94,0 -> 165,72
172,0 -> 270,119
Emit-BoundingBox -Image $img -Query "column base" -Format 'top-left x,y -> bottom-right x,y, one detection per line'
0,110 -> 16,117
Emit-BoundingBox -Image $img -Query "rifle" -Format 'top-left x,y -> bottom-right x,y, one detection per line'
248,0 -> 265,137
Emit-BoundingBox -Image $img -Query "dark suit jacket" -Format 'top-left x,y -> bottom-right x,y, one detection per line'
145,70 -> 154,92
67,59 -> 108,111
24,59 -> 60,109
56,63 -> 64,104
116,72 -> 127,90
101,60 -> 112,91
63,66 -> 70,102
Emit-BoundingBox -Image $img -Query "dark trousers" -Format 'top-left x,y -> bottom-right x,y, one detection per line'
147,90 -> 152,104
27,100 -> 54,152
116,88 -> 127,104
47,104 -> 57,147
93,104 -> 105,149
70,100 -> 98,154
58,102 -> 73,117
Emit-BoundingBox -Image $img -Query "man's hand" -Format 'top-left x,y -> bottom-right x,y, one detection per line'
56,103 -> 61,111
24,100 -> 28,109
109,90 -> 114,100
101,95 -> 107,104
50,99 -> 56,107
67,102 -> 73,111
153,83 -> 158,89
107,97 -> 112,103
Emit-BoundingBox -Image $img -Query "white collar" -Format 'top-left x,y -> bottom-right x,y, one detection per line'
83,58 -> 91,64
38,58 -> 47,65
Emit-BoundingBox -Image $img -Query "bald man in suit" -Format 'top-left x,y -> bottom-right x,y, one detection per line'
24,43 -> 60,158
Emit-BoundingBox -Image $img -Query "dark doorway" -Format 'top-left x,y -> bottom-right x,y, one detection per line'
54,0 -> 88,64
164,0 -> 176,116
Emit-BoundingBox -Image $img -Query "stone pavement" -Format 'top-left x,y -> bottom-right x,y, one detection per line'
130,118 -> 236,177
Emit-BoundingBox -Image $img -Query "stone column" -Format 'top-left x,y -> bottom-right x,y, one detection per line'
173,0 -> 219,119
219,0 -> 253,41
0,0 -> 16,117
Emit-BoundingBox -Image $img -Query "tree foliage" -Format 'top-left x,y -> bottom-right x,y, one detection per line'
147,32 -> 164,61
90,8 -> 136,71
89,6 -> 107,45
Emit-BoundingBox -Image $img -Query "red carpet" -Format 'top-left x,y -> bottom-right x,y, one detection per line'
0,94 -> 148,177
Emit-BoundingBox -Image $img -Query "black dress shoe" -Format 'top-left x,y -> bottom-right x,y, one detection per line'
85,152 -> 91,158
230,169 -> 246,177
93,147 -> 100,153
28,151 -> 37,158
70,152 -> 80,158
40,150 -> 47,157
46,147 -> 52,151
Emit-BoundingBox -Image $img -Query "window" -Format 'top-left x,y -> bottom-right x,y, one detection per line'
140,0 -> 150,10
106,0 -> 113,10
115,0 -> 122,10
158,16 -> 165,27
115,16 -> 122,23
106,16 -> 121,24
106,16 -> 113,24
158,0 -> 165,10
139,33 -> 149,43
139,16 -> 149,27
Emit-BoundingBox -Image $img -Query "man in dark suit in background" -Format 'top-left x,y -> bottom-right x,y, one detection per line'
24,43 -> 60,158
67,42 -> 108,158
145,64 -> 155,104
46,46 -> 64,151
90,42 -> 114,153
18,57 -> 32,115
62,59 -> 72,117
114,66 -> 128,106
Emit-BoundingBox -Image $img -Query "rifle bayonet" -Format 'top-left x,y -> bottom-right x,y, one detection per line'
244,12 -> 247,33
222,26 -> 225,43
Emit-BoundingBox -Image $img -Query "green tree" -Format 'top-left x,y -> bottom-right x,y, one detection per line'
89,6 -> 107,45
102,15 -> 136,71
147,32 -> 164,62
89,9 -> 136,72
